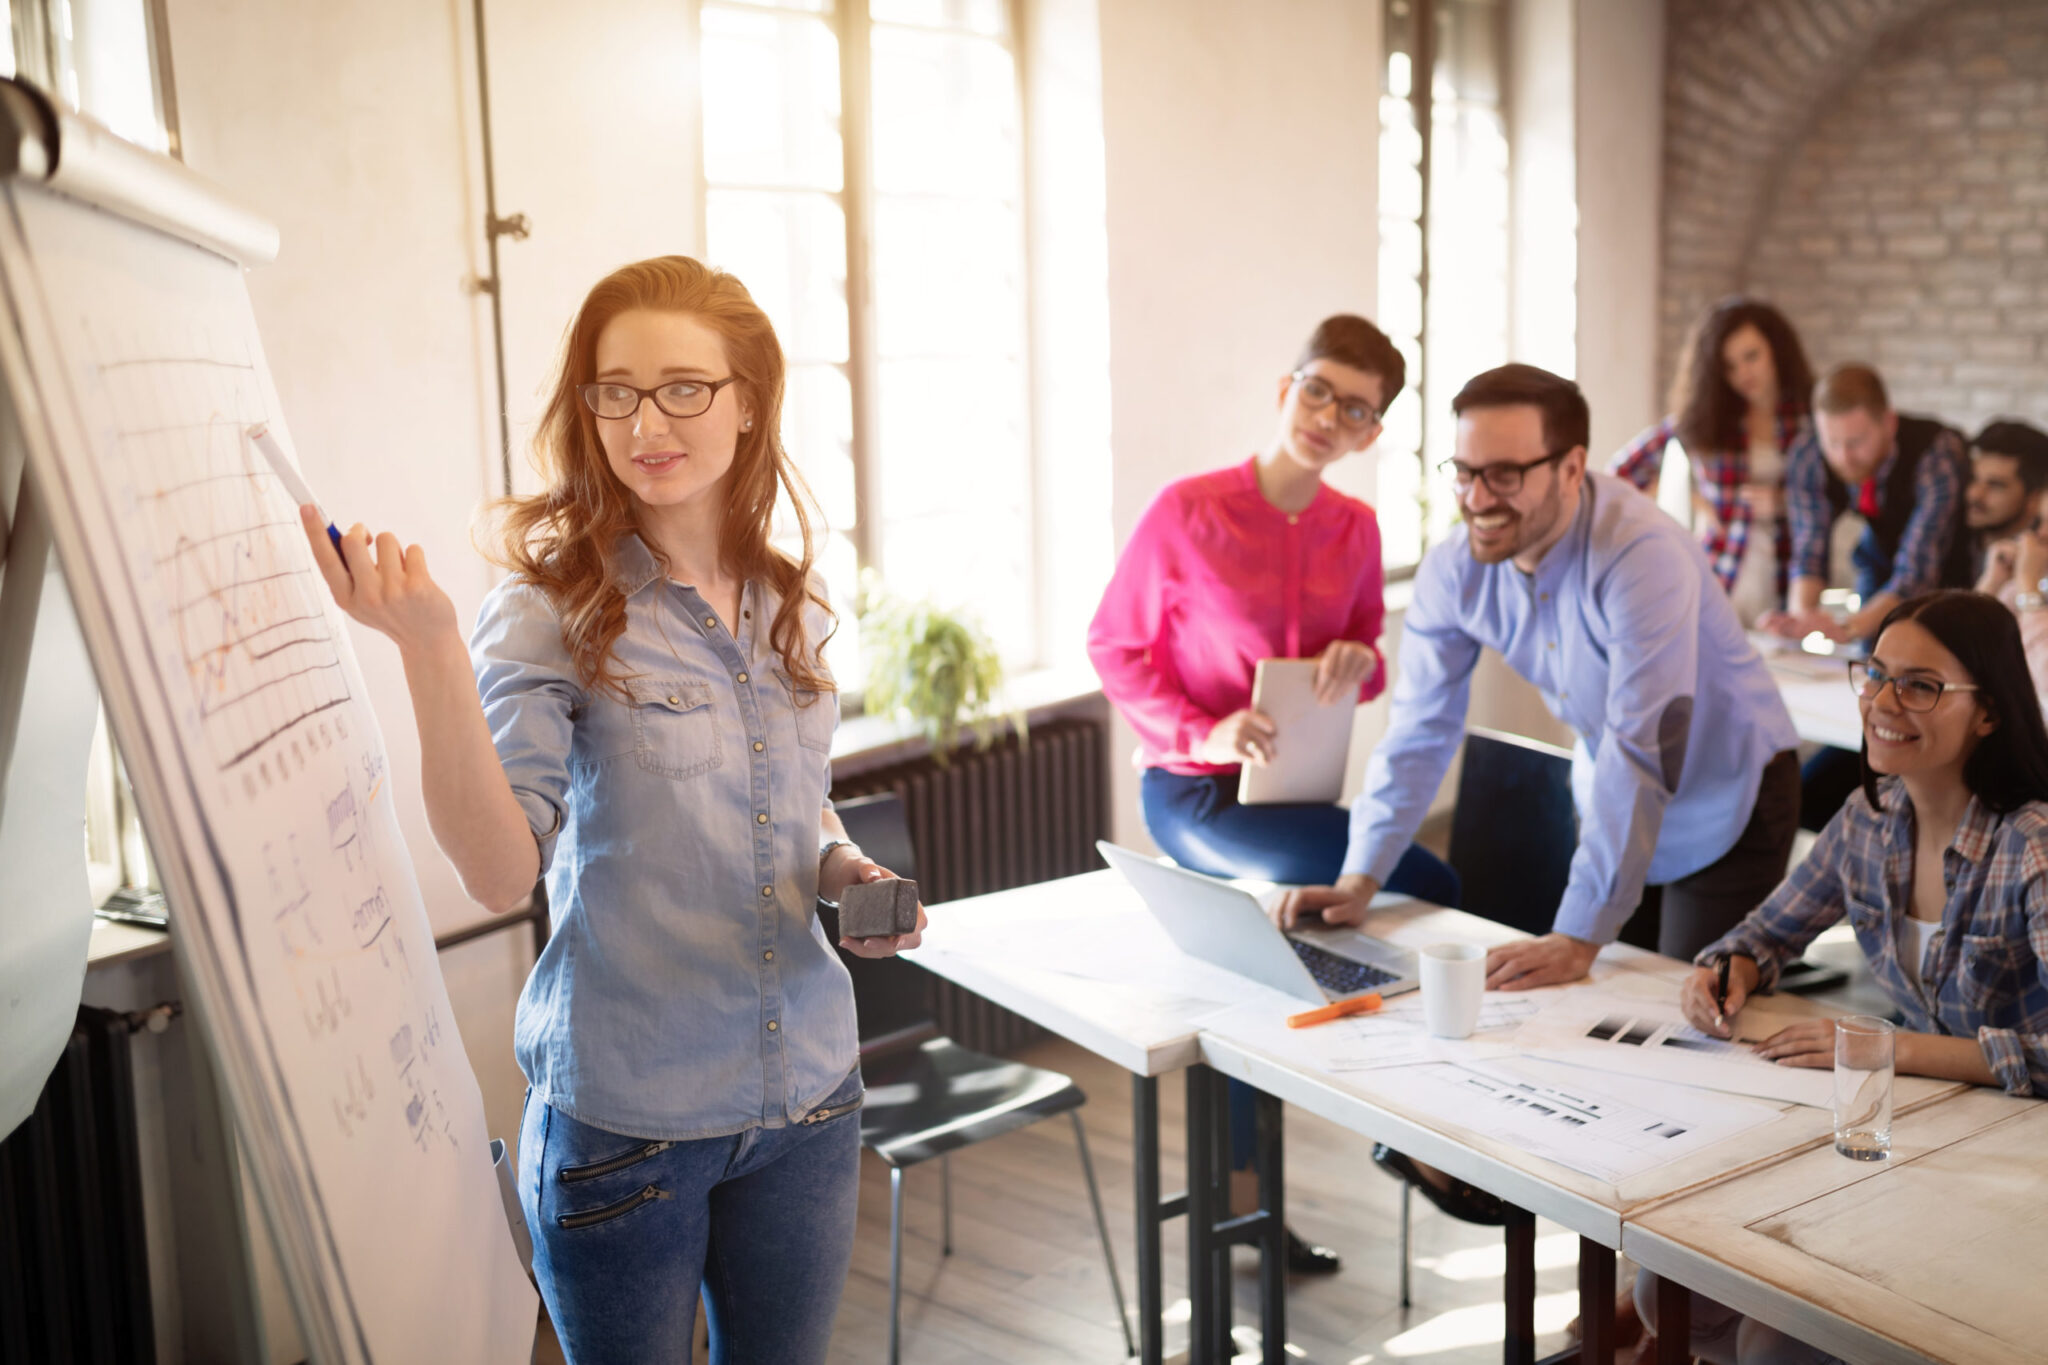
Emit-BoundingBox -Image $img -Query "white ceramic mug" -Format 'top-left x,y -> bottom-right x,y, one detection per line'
1419,942 -> 1487,1039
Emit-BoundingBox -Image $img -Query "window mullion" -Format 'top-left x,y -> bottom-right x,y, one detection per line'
837,0 -> 880,577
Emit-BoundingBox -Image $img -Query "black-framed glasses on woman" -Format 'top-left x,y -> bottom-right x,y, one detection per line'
1290,371 -> 1382,428
1848,661 -> 1981,713
578,375 -> 739,421
1439,449 -> 1570,497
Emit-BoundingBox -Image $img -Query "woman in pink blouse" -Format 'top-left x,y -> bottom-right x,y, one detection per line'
1088,316 -> 1462,1273
1088,314 -> 1457,903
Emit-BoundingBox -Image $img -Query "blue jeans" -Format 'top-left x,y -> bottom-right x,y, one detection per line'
519,1071 -> 863,1364
1139,769 -> 1462,1168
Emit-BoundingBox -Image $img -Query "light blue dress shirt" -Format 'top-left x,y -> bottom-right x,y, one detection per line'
1346,474 -> 1799,944
471,535 -> 857,1140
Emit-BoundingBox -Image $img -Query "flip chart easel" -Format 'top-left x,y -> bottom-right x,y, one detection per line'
0,80 -> 534,1363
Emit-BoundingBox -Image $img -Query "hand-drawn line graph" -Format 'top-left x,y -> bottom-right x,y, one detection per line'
84,319 -> 352,780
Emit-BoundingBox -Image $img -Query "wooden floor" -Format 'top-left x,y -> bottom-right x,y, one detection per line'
825,1035 -> 1583,1365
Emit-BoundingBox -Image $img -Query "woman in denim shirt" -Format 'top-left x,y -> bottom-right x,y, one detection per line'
1641,589 -> 2048,1364
299,256 -> 918,1362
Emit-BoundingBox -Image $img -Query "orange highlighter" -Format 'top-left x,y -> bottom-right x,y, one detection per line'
1286,993 -> 1383,1029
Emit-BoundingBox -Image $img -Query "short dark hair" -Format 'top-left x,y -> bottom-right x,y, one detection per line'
1971,420 -> 2048,494
1450,363 -> 1590,454
1813,363 -> 1891,419
1861,590 -> 2048,815
1296,315 -> 1407,410
1672,297 -> 1816,452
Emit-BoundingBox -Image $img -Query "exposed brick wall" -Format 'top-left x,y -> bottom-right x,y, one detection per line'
1658,0 -> 1942,383
1743,0 -> 2048,432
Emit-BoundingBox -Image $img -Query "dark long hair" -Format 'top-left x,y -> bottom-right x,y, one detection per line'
1862,591 -> 2048,813
1671,297 -> 1815,453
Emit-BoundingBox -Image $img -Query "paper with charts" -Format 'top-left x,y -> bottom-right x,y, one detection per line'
3,185 -> 533,1359
1382,1056 -> 1782,1184
1514,985 -> 1835,1107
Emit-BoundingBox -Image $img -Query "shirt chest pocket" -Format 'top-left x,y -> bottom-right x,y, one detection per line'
777,668 -> 837,754
1954,933 -> 2026,1015
625,679 -> 722,780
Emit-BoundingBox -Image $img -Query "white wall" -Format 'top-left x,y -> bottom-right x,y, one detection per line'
1094,0 -> 1382,848
1574,0 -> 1665,458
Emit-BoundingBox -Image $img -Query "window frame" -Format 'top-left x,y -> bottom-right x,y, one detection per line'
691,0 -> 1041,678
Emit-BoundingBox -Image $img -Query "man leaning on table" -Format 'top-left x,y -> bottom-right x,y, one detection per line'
1275,364 -> 1803,989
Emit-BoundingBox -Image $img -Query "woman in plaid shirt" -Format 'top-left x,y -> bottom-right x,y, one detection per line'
1646,590 -> 2048,1365
1611,298 -> 1819,627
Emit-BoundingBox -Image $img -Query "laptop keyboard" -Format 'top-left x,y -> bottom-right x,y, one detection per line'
1290,939 -> 1401,995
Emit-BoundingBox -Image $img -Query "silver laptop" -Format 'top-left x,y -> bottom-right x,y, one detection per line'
1097,841 -> 1420,1004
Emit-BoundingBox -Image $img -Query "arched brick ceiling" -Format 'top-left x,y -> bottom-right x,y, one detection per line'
1659,0 -> 1950,376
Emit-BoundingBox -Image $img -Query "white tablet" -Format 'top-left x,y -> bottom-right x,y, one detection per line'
1236,657 -> 1358,806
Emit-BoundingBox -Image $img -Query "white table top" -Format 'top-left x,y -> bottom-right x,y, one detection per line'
1757,639 -> 1865,751
1625,1086 -> 2048,1365
910,869 -> 1965,1248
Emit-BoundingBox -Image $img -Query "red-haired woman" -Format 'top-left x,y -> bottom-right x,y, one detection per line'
300,257 -> 911,1361
1611,297 -> 1818,626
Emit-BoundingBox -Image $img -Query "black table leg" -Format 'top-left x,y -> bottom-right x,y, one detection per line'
1185,1064 -> 1230,1363
1252,1087 -> 1286,1365
1504,1204 -> 1537,1365
1133,1074 -> 1164,1365
1577,1237 -> 1615,1365
1654,1274 -> 1690,1365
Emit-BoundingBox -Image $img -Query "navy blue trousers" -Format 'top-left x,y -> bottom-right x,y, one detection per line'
1139,769 -> 1462,1168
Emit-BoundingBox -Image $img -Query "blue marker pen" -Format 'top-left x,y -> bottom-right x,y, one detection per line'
246,422 -> 343,552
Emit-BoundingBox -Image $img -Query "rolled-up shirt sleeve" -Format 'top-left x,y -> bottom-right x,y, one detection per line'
1609,416 -> 1676,492
1875,430 -> 1963,601
1696,809 -> 1854,991
1344,548 -> 1480,881
1553,536 -> 1702,943
470,580 -> 584,875
1784,430 -> 1831,583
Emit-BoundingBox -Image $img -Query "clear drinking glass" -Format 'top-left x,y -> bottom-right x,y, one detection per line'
1833,1015 -> 1895,1161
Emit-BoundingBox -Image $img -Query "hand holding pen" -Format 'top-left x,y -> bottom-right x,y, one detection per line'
1680,955 -> 1759,1038
251,424 -> 462,654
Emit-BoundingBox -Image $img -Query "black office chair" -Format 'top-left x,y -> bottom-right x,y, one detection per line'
826,792 -> 1134,1363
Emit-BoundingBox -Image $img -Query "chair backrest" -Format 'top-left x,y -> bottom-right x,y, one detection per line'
825,792 -> 938,1047
1446,728 -> 1577,937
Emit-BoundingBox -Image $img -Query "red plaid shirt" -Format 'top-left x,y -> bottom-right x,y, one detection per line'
1609,404 -> 1814,595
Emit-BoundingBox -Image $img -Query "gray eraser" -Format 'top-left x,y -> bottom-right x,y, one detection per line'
839,877 -> 920,938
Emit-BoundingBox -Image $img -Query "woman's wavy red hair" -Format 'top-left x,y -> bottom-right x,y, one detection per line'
486,256 -> 834,697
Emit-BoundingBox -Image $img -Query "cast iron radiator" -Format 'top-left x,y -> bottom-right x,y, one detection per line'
833,716 -> 1109,1055
0,1006 -> 155,1365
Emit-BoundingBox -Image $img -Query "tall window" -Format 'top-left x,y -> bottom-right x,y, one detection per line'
8,0 -> 178,911
699,0 -> 1032,685
1377,0 -> 1508,571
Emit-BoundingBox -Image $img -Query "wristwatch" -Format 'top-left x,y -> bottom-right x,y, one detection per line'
2017,589 -> 2046,612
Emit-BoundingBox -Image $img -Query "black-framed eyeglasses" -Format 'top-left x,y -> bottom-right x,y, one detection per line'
1440,449 -> 1571,496
1290,371 -> 1382,428
578,376 -> 739,421
1848,661 -> 1981,713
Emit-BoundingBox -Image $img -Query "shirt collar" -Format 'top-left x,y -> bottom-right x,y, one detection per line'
1238,455 -> 1328,520
613,533 -> 662,596
1874,776 -> 2001,865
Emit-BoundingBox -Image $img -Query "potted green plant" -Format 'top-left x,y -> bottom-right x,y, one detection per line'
857,575 -> 1022,762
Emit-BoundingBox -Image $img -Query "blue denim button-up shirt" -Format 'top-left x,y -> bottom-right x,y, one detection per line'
1703,779 -> 2048,1097
1347,474 -> 1800,942
472,536 -> 856,1139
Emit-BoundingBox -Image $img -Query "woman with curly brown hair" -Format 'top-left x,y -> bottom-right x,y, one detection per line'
1611,296 -> 1818,626
299,256 -> 913,1362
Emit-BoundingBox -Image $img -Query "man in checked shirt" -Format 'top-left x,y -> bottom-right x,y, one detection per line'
1759,362 -> 1974,831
